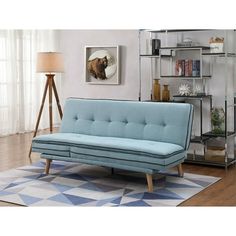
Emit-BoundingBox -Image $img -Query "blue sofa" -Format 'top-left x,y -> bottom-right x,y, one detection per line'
32,98 -> 193,192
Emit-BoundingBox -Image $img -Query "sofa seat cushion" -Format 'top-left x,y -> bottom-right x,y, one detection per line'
32,133 -> 184,162
32,135 -> 70,157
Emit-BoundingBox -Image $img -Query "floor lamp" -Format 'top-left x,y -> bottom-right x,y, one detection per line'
29,52 -> 64,158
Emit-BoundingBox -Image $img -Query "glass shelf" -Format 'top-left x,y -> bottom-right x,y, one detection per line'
145,29 -> 214,33
140,54 -> 171,58
202,52 -> 236,57
140,54 -> 160,58
173,95 -> 212,99
185,154 -> 235,168
191,136 -> 209,143
202,131 -> 235,138
160,46 -> 210,50
160,75 -> 211,79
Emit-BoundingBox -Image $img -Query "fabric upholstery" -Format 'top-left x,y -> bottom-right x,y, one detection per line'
32,98 -> 193,174
60,99 -> 193,149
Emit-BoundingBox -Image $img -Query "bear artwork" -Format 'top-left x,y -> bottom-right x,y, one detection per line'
87,56 -> 108,80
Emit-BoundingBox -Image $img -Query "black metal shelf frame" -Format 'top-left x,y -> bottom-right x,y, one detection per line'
173,95 -> 213,142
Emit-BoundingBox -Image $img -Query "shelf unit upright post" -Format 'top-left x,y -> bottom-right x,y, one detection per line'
139,30 -> 161,101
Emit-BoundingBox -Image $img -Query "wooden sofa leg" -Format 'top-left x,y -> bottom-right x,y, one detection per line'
45,159 -> 52,174
177,163 -> 184,177
146,174 -> 153,192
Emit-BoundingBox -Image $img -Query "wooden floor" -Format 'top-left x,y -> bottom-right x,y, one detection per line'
0,130 -> 236,206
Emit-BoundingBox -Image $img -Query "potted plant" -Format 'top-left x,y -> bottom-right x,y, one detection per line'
211,107 -> 225,134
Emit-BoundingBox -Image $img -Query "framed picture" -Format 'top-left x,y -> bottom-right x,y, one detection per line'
85,45 -> 120,85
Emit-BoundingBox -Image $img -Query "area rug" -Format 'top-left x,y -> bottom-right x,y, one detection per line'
0,160 -> 220,206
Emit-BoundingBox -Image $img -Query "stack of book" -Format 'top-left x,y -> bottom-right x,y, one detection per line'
175,60 -> 200,77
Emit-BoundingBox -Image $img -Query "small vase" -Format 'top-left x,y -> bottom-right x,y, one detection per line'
162,84 -> 170,102
152,39 -> 161,55
153,79 -> 161,101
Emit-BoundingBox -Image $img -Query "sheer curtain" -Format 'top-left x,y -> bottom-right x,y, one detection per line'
0,30 -> 61,136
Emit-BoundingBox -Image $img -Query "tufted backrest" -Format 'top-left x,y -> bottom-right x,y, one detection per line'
60,98 -> 193,150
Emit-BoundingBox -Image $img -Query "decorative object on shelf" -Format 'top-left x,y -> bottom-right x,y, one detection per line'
209,37 -> 224,53
194,85 -> 202,94
153,79 -> 161,101
211,107 -> 225,134
193,84 -> 205,96
152,39 -> 161,55
85,46 -> 120,85
177,38 -> 198,47
162,84 -> 170,101
178,84 -> 191,96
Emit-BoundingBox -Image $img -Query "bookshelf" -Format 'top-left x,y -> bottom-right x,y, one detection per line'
138,29 -> 236,169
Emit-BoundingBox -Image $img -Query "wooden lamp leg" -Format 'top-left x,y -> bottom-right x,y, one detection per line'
48,75 -> 53,133
52,78 -> 63,119
45,159 -> 52,174
28,78 -> 49,158
177,163 -> 184,177
146,174 -> 153,192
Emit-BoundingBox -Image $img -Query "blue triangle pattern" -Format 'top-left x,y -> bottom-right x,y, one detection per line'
185,178 -> 211,187
111,196 -> 122,205
40,176 -> 56,182
60,173 -> 86,181
4,183 -> 19,190
19,194 -> 41,205
49,194 -> 72,204
79,182 -> 101,192
51,183 -> 73,192
51,163 -> 68,169
63,193 -> 95,205
96,196 -> 120,206
147,189 -> 184,200
0,191 -> 14,196
79,181 -> 121,192
123,188 -> 134,195
24,174 -> 41,180
126,192 -> 144,199
121,200 -> 150,206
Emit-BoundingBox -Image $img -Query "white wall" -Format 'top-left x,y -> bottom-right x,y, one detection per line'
59,30 -> 139,104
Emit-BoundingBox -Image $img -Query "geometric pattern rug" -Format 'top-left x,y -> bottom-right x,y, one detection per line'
0,160 -> 221,206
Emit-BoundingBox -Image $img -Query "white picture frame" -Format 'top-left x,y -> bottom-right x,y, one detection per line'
85,45 -> 120,85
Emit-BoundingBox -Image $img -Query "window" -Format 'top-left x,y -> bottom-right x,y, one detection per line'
0,30 -> 60,136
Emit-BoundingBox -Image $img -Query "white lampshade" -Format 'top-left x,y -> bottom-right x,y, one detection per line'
36,52 -> 64,73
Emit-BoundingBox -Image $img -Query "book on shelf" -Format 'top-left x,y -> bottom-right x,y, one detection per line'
185,59 -> 192,76
192,60 -> 200,76
175,60 -> 185,76
175,59 -> 200,77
